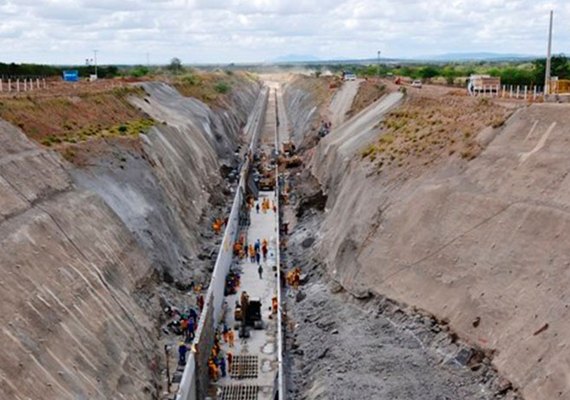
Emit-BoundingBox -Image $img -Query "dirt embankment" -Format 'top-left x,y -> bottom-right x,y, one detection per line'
306,83 -> 570,399
0,121 -> 158,399
282,75 -> 337,149
345,79 -> 388,119
0,75 -> 261,399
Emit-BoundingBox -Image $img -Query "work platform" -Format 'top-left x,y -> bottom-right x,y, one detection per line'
212,190 -> 279,399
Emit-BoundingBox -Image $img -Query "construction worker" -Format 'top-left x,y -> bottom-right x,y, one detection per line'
188,307 -> 198,323
261,243 -> 268,261
197,294 -> 204,312
180,318 -> 189,341
212,219 -> 222,234
178,342 -> 188,366
222,323 -> 229,343
208,358 -> 219,381
219,355 -> 227,378
187,318 -> 195,342
233,242 -> 242,257
227,352 -> 233,373
227,328 -> 235,347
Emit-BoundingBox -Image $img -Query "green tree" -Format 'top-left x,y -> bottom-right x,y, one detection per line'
168,57 -> 183,73
418,66 -> 441,79
532,55 -> 570,83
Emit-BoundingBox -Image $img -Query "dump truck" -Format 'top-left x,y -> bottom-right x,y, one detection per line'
468,75 -> 501,95
282,141 -> 296,155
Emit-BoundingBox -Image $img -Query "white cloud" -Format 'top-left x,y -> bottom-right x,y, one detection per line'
0,0 -> 567,64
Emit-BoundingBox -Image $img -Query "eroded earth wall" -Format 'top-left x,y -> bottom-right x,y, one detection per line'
72,81 -> 260,282
310,103 -> 570,399
0,80 -> 260,399
0,121 -> 157,399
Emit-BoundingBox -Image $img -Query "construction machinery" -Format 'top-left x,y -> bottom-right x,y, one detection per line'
235,294 -> 264,337
282,141 -> 296,155
468,75 -> 501,96
278,155 -> 302,169
259,176 -> 275,191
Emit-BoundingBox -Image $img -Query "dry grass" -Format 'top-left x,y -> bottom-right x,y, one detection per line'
0,86 -> 151,145
0,72 -> 257,165
362,94 -> 511,171
173,70 -> 257,106
347,80 -> 387,118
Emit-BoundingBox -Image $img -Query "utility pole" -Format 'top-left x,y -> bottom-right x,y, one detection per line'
377,50 -> 381,79
545,10 -> 553,95
93,49 -> 98,79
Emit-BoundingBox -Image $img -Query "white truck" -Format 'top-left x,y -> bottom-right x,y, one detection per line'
468,75 -> 501,96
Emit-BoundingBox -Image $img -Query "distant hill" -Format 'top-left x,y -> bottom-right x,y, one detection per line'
265,52 -> 540,66
415,52 -> 538,62
272,54 -> 321,63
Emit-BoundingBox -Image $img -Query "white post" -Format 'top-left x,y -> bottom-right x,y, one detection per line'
545,10 -> 554,95
0,79 -> 2,92
524,85 -> 528,100
43,78 -> 47,89
516,85 -> 520,99
23,79 -> 27,91
496,84 -> 500,97
8,79 -> 11,92
509,85 -> 513,98
533,86 -> 537,100
16,79 -> 20,92
36,78 -> 40,89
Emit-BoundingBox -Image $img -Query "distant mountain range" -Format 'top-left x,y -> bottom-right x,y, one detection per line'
414,52 -> 538,61
272,54 -> 321,63
270,52 -> 540,65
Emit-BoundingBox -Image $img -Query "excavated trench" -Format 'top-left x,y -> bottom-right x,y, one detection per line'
279,77 -> 529,400
2,73 -> 566,400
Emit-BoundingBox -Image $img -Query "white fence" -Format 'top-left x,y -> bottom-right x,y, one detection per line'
175,86 -> 269,400
0,77 -> 47,92
472,84 -> 544,100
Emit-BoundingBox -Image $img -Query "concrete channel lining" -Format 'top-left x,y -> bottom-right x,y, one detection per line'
176,87 -> 277,400
273,88 -> 285,400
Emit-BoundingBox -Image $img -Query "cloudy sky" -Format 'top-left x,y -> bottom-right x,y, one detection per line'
0,0 -> 568,65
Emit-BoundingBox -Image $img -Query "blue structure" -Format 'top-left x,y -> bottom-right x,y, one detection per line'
62,70 -> 79,82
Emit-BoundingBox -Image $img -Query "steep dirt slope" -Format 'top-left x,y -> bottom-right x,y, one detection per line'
311,103 -> 570,399
0,121 -> 157,399
0,79 -> 261,399
328,79 -> 361,128
283,76 -> 335,148
72,81 -> 259,283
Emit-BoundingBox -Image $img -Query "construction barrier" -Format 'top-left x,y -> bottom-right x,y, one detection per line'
176,86 -> 269,400
273,89 -> 286,400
